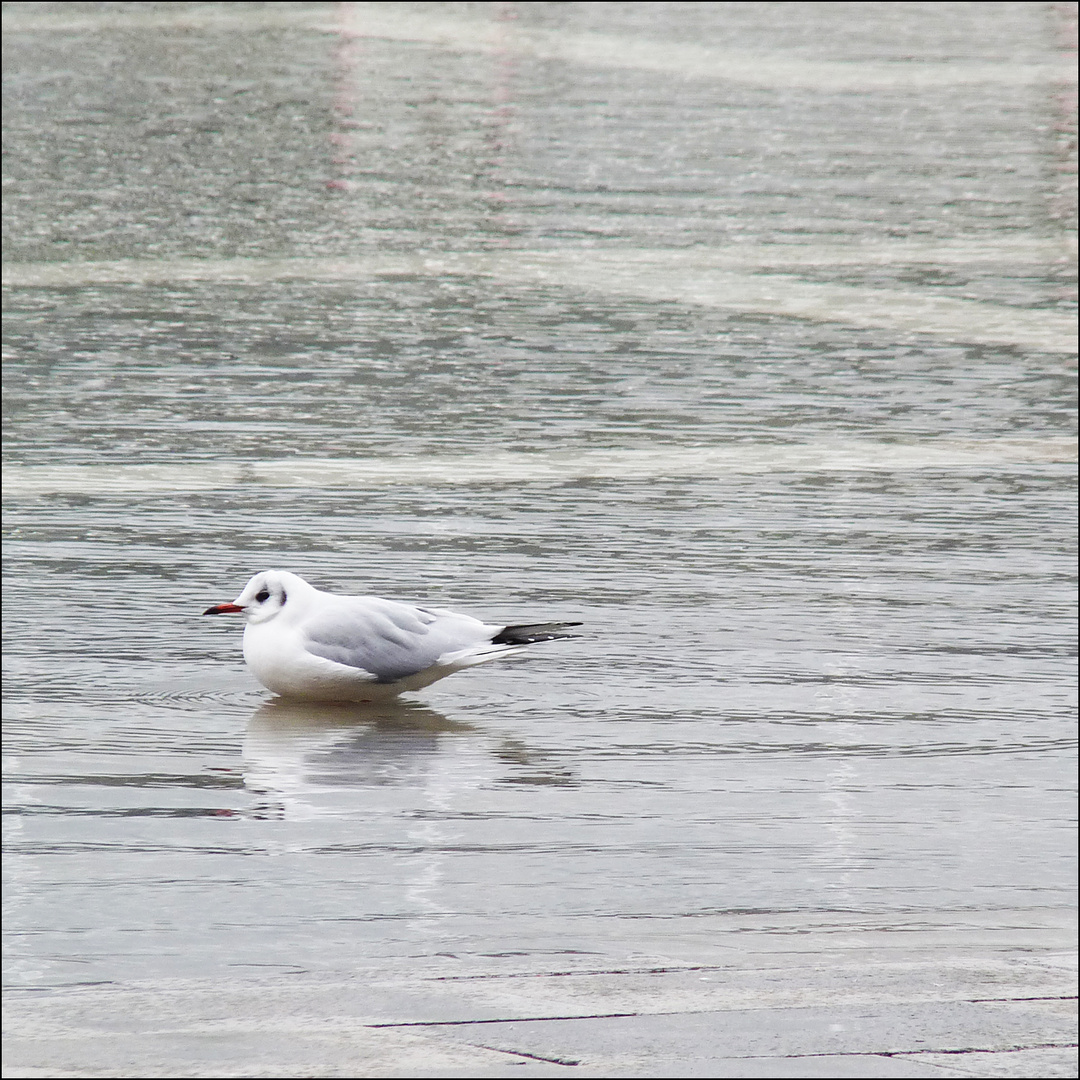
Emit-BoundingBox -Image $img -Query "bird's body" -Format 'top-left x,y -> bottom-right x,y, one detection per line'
204,570 -> 579,702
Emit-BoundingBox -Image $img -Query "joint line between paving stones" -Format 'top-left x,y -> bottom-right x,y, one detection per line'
878,1041 -> 1080,1059
370,992 -> 1078,1031
368,1012 -> 640,1028
473,1043 -> 582,1067
434,964 -> 717,981
747,1041 -> 1080,1063
968,994 -> 1077,1003
647,1041 -> 1080,1065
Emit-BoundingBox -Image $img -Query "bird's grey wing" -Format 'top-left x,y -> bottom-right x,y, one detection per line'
302,598 -> 475,683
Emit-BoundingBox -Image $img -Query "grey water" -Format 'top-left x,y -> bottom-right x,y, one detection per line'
2,2 -> 1077,1072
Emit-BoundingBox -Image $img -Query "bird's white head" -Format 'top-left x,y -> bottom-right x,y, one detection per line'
203,570 -> 311,625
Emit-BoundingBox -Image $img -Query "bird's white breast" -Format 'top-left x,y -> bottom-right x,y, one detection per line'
242,619 -> 378,701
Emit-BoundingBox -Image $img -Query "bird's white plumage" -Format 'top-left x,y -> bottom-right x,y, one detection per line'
205,570 -> 573,702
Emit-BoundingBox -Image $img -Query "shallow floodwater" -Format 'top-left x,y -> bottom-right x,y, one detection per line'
2,0 -> 1077,1061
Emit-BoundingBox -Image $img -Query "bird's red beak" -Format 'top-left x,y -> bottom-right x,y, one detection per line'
203,602 -> 245,615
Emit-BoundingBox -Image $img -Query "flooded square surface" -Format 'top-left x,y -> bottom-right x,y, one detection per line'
3,3 -> 1076,1075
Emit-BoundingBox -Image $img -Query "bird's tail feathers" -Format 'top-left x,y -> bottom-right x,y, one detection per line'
491,622 -> 583,645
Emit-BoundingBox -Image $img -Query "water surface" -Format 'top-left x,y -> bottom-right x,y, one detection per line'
3,2 -> 1076,1073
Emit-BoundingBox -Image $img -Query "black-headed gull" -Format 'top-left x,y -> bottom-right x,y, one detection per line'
204,570 -> 581,702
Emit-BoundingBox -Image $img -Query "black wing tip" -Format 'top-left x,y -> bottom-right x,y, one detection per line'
491,622 -> 584,646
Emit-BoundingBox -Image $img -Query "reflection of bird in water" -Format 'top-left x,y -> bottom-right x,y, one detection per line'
242,698 -> 476,817
243,698 -> 578,822
248,696 -> 473,738
205,570 -> 581,701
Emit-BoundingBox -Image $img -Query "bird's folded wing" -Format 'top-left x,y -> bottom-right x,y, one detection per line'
302,598 -> 490,682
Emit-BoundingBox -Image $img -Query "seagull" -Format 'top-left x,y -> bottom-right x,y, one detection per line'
204,570 -> 581,702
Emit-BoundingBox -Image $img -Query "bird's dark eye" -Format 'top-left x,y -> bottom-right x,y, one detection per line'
255,589 -> 270,603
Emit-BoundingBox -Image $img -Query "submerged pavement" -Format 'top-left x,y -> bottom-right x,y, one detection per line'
4,910 -> 1076,1077
3,2 -> 1076,1077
